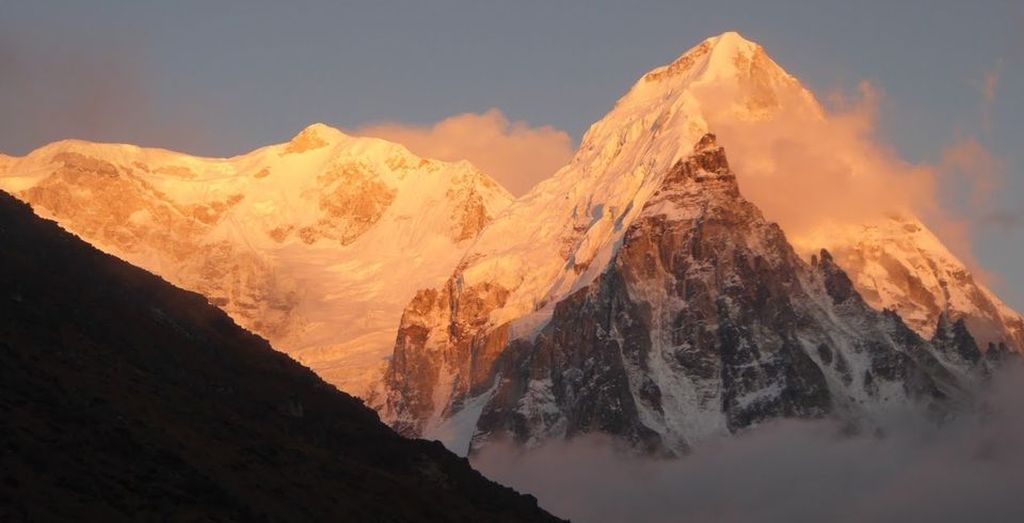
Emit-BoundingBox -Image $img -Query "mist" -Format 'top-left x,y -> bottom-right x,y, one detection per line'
473,365 -> 1024,523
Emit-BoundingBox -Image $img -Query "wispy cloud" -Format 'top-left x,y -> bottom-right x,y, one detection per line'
939,136 -> 1005,207
679,67 -> 1016,286
976,61 -> 1003,137
695,80 -> 940,243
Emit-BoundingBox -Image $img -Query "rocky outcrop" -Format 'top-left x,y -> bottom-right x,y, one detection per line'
383,267 -> 513,436
302,161 -> 397,245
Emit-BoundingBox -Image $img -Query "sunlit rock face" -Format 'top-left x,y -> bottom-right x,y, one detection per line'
379,32 -> 1017,455
0,124 -> 512,396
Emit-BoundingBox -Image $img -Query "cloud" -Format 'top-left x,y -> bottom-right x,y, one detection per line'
473,365 -> 1024,523
939,137 -> 1005,207
677,73 -> 1014,283
355,109 -> 574,195
982,68 -> 1000,106
976,63 -> 1002,137
931,136 -> 1008,278
692,80 -> 941,245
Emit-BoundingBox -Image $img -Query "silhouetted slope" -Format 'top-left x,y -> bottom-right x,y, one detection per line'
0,191 -> 560,522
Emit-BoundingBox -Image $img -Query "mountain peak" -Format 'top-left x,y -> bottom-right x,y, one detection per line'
593,30 -> 795,134
705,30 -> 760,55
709,30 -> 757,45
298,121 -> 347,137
640,31 -> 763,85
285,122 -> 348,153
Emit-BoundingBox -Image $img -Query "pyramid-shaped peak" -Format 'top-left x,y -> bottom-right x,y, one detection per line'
285,122 -> 348,153
294,122 -> 348,141
637,31 -> 779,88
707,31 -> 760,49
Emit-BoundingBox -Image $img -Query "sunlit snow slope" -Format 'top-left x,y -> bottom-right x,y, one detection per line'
0,124 -> 512,396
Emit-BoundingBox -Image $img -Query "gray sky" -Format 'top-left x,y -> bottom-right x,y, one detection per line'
2,0 -> 1021,308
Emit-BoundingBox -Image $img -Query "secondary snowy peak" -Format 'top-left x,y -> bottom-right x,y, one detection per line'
0,125 -> 513,396
795,217 -> 1024,351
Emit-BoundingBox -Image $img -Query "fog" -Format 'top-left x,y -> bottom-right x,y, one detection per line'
474,365 -> 1024,523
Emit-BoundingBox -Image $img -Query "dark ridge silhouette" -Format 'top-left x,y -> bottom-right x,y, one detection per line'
0,191 -> 561,522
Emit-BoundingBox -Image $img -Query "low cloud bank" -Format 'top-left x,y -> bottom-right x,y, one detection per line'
473,366 -> 1024,523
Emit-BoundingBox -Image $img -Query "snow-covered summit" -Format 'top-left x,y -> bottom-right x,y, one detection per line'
631,31 -> 768,93
421,31 -> 813,346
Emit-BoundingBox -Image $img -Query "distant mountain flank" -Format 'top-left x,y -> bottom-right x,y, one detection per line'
0,125 -> 512,397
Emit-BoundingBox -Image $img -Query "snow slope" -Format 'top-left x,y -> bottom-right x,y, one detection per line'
794,217 -> 1024,350
0,123 -> 512,396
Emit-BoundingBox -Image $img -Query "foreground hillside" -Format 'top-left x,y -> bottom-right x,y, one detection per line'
0,191 -> 558,522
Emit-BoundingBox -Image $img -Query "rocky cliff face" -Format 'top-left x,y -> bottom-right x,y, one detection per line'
384,136 -> 982,455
